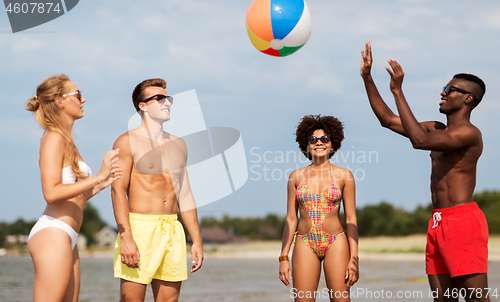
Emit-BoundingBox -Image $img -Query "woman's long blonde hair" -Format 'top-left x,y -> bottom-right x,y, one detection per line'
26,75 -> 87,179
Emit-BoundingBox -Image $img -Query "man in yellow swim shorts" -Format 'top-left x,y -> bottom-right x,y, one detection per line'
111,78 -> 203,301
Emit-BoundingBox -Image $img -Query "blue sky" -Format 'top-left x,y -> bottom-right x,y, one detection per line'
1,0 -> 500,226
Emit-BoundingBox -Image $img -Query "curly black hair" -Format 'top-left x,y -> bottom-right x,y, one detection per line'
295,115 -> 344,160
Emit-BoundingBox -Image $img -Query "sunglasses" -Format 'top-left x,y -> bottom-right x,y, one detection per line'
442,85 -> 474,99
141,94 -> 174,105
62,91 -> 82,101
308,135 -> 331,145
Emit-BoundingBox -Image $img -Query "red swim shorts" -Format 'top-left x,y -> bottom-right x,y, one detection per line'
426,202 -> 488,277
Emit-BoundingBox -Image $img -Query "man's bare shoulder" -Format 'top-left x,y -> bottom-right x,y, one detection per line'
114,131 -> 130,143
421,121 -> 446,132
128,127 -> 145,138
113,132 -> 132,152
455,122 -> 481,133
167,133 -> 180,140
165,133 -> 187,148
444,123 -> 482,142
429,123 -> 482,156
466,122 -> 481,133
453,123 -> 483,146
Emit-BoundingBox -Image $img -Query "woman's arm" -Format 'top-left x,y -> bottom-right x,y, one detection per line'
279,169 -> 300,287
89,153 -> 122,197
40,131 -> 101,204
39,131 -> 119,204
342,168 -> 359,287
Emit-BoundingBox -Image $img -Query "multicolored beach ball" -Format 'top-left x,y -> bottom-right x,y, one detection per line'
246,0 -> 311,57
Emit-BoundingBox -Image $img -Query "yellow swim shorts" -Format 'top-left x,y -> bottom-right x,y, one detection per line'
113,213 -> 187,284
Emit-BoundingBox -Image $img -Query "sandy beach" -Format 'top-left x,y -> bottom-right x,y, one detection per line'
29,234 -> 500,262
191,234 -> 500,262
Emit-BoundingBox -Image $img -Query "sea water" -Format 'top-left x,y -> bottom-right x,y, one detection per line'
1,257 -> 499,301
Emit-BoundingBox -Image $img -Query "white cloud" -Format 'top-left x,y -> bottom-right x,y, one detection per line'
485,9 -> 500,28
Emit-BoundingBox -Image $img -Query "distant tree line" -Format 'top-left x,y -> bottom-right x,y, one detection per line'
1,190 -> 500,246
198,204 -> 433,240
0,202 -> 107,247
474,190 -> 500,233
200,214 -> 285,240
199,190 -> 500,239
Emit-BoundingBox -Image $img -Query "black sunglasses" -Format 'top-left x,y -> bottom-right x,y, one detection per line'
141,94 -> 174,105
308,135 -> 331,145
443,85 -> 474,100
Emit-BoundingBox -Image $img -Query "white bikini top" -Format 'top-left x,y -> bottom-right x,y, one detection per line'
61,161 -> 92,184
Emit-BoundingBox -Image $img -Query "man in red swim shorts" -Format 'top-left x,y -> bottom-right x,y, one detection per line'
361,41 -> 490,302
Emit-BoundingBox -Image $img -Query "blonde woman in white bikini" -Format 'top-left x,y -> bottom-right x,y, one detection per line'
25,74 -> 122,302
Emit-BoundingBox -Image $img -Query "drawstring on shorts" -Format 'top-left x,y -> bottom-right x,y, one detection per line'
432,212 -> 442,229
159,217 -> 176,235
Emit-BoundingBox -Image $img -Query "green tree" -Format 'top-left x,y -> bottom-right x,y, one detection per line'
0,222 -> 8,247
7,218 -> 36,235
200,217 -> 220,227
357,202 -> 431,236
474,190 -> 500,211
473,190 -> 500,233
80,202 -> 107,246
357,202 -> 396,236
408,204 -> 433,233
171,190 -> 500,241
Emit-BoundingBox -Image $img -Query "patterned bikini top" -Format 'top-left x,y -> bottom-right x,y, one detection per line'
296,165 -> 342,211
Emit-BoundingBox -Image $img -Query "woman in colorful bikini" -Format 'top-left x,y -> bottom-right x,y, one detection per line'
25,75 -> 122,302
279,115 -> 359,301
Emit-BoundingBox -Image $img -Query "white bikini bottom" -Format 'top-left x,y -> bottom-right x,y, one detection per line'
28,215 -> 79,249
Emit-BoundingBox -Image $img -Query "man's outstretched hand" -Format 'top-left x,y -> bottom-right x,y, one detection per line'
360,41 -> 373,78
386,58 -> 405,93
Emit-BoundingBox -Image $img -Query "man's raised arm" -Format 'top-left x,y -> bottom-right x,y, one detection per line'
360,41 -> 407,136
385,59 -> 474,152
